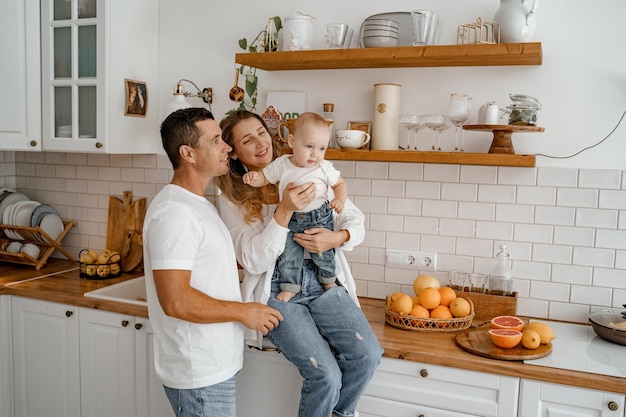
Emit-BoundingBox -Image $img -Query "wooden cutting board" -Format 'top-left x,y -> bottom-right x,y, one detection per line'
106,191 -> 146,272
455,324 -> 552,361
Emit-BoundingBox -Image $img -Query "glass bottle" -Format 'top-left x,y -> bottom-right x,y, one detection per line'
323,103 -> 336,148
490,245 -> 512,296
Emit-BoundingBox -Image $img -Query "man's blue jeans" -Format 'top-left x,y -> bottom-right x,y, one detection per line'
163,375 -> 236,417
276,201 -> 336,294
267,260 -> 383,417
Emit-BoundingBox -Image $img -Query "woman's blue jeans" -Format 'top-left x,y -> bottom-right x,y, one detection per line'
163,375 -> 236,417
267,260 -> 383,417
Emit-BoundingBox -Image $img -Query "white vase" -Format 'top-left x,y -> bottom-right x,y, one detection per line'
493,0 -> 540,43
371,83 -> 401,150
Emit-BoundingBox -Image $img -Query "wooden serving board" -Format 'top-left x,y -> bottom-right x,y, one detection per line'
455,325 -> 552,361
106,191 -> 146,272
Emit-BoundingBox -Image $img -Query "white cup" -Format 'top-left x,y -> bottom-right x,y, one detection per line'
21,243 -> 41,259
335,130 -> 371,149
6,241 -> 24,253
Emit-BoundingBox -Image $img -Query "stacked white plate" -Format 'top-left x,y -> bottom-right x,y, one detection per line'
0,192 -> 64,242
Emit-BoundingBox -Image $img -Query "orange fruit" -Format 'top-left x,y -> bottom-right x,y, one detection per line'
418,287 -> 441,309
411,295 -> 420,306
438,287 -> 457,307
409,304 -> 430,319
522,329 -> 541,349
488,329 -> 522,349
430,305 -> 453,319
491,315 -> 525,332
389,292 -> 413,315
524,322 -> 555,344
449,297 -> 471,318
413,274 -> 440,296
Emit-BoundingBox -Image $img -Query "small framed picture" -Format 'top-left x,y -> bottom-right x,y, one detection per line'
124,79 -> 148,117
348,121 -> 372,149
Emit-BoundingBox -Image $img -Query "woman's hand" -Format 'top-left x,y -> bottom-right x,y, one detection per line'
273,182 -> 315,227
293,228 -> 349,254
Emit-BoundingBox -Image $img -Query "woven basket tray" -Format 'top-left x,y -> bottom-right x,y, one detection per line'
385,296 -> 475,332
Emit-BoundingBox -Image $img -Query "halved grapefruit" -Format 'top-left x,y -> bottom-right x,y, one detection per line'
490,315 -> 524,332
488,329 -> 523,348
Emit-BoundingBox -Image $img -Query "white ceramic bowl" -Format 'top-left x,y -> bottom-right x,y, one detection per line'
363,18 -> 399,28
363,23 -> 399,31
363,29 -> 399,37
362,35 -> 399,48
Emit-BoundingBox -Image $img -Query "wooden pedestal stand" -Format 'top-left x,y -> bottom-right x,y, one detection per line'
464,124 -> 544,154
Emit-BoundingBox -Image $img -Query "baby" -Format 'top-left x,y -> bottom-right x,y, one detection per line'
243,112 -> 347,302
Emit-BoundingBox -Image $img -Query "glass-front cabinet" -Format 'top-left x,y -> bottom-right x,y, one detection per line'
41,0 -> 160,153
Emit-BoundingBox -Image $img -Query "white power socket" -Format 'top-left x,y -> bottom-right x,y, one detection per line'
386,250 -> 438,271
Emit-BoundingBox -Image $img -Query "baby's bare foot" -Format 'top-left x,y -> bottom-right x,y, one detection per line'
323,283 -> 338,291
276,291 -> 296,302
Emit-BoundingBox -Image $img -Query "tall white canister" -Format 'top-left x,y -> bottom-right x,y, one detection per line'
371,83 -> 401,150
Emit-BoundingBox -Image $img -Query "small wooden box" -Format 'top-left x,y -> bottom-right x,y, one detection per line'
455,291 -> 517,323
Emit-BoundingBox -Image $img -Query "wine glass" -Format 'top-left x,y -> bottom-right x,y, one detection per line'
399,114 -> 421,150
422,114 -> 448,151
448,93 -> 472,151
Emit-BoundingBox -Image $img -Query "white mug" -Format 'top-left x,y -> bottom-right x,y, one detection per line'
335,130 -> 371,149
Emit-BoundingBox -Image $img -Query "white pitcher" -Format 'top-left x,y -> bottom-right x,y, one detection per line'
493,0 -> 540,43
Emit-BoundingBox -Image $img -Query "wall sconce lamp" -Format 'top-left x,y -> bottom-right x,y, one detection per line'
165,79 -> 214,116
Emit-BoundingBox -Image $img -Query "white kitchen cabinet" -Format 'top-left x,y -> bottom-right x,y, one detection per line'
236,346 -> 302,417
358,357 -> 519,417
79,308 -> 172,417
40,0 -> 159,153
519,379 -> 625,417
11,296 -> 80,417
0,295 -> 14,417
0,0 -> 41,151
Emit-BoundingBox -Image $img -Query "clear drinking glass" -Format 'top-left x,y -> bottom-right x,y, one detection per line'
422,114 -> 450,151
399,114 -> 421,150
449,93 -> 472,151
469,273 -> 489,294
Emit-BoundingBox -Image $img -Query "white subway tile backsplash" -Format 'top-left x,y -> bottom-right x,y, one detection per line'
495,204 -> 534,224
556,187 -> 598,208
478,184 -> 516,203
423,164 -> 459,182
535,206 -> 576,226
460,165 -> 497,184
441,183 -> 477,201
575,208 -> 618,229
497,166 -> 537,185
551,264 -> 593,285
6,151 -> 626,324
517,186 -> 556,206
573,247 -> 615,268
579,169 -> 621,189
405,181 -> 440,199
537,167 -> 578,187
458,201 -> 495,221
371,179 -> 404,197
389,162 -> 423,180
422,199 -> 458,219
514,224 -> 553,243
475,221 -> 514,241
599,189 -> 626,210
553,226 -> 595,247
532,244 -> 572,264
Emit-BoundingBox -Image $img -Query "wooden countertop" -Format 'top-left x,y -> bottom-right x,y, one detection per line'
2,262 -> 625,394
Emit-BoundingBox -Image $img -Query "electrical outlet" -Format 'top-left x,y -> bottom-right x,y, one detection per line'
386,250 -> 437,271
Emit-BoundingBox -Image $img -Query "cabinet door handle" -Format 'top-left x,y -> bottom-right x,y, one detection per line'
419,369 -> 428,378
95,142 -> 103,149
121,320 -> 129,327
29,140 -> 37,147
135,323 -> 143,330
608,401 -> 619,411
65,310 -> 73,317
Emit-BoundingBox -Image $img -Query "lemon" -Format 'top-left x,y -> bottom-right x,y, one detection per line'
389,292 -> 413,315
522,329 -> 541,349
524,322 -> 555,344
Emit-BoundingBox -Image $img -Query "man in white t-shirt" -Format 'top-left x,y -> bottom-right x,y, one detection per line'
143,108 -> 283,417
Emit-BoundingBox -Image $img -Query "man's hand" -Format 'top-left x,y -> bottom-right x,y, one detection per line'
240,303 -> 283,335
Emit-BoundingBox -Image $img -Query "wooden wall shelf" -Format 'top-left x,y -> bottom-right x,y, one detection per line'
235,42 -> 542,71
324,149 -> 535,167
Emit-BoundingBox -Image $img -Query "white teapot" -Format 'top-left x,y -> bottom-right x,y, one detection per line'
478,102 -> 506,125
493,0 -> 540,43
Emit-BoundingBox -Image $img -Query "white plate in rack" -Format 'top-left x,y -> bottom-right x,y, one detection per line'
39,213 -> 64,242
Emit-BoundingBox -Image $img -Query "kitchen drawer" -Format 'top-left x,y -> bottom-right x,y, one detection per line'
361,357 -> 519,417
359,395 -> 477,417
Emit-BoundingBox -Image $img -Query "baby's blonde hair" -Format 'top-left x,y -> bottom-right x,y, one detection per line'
293,112 -> 328,137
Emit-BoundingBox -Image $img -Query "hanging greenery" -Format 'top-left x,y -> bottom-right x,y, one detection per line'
228,16 -> 282,114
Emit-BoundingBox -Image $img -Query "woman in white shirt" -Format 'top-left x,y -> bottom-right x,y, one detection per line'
215,111 -> 382,417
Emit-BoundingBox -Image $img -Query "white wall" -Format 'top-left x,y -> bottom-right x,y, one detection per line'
159,0 -> 626,169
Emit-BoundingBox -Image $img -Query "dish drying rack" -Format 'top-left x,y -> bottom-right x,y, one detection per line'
0,220 -> 76,269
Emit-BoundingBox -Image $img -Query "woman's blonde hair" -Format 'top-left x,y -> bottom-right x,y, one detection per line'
215,110 -> 282,224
